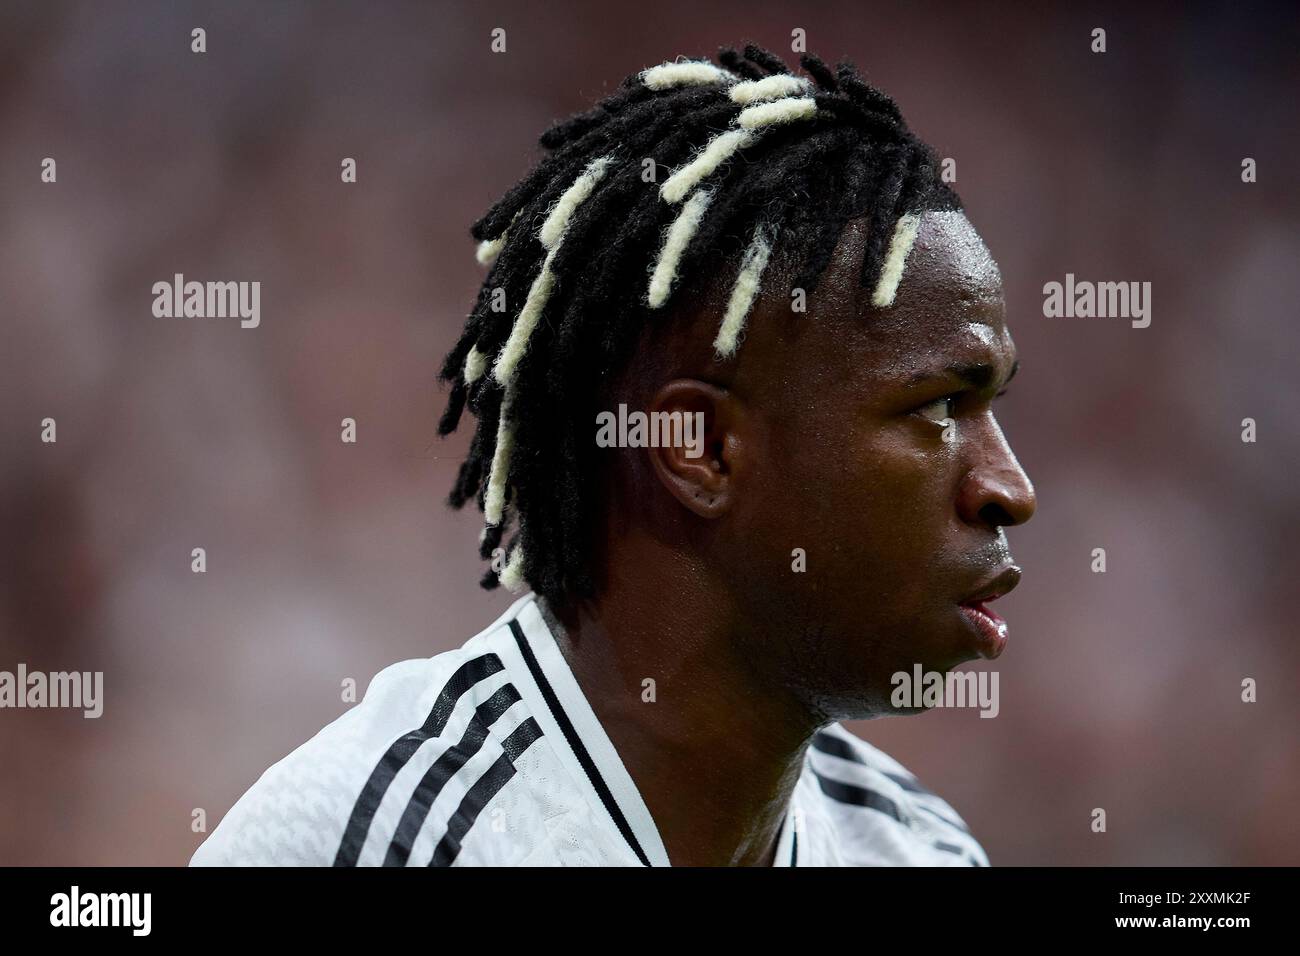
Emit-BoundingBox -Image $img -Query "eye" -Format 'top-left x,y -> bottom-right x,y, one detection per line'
915,395 -> 957,423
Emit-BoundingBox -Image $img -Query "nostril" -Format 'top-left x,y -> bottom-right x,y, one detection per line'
978,501 -> 1015,528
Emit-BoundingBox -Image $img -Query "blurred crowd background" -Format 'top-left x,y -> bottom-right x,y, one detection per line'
2,0 -> 1297,865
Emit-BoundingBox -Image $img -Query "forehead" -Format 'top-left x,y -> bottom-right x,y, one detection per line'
848,210 -> 1011,378
896,210 -> 1003,308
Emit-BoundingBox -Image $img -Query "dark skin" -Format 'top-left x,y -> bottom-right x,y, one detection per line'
544,210 -> 1036,866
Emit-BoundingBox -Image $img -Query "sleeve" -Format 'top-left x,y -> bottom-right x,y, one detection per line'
809,722 -> 991,866
189,656 -> 465,867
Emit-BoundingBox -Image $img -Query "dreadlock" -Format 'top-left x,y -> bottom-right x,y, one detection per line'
438,42 -> 963,605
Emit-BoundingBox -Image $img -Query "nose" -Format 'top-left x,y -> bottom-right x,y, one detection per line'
956,416 -> 1037,531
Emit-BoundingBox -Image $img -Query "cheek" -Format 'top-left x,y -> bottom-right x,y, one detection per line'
858,429 -> 957,527
836,432 -> 960,594
746,413 -> 958,597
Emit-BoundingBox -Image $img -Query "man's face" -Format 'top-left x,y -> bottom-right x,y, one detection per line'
724,211 -> 1036,720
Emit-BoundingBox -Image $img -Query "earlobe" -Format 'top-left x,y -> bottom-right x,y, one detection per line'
646,379 -> 742,519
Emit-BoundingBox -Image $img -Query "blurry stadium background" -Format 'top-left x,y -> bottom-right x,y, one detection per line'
1,0 -> 1297,864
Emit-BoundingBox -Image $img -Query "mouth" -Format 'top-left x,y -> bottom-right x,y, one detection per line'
958,565 -> 1021,659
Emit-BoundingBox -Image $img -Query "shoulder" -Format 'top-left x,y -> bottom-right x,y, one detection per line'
190,625 -> 514,867
802,722 -> 991,866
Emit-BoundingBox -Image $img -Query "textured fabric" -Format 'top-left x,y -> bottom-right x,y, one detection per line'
191,593 -> 988,867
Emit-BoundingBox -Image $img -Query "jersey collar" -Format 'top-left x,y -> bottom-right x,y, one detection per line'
491,592 -> 800,868
491,593 -> 672,866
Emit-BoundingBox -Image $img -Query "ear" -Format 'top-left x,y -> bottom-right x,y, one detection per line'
645,379 -> 747,519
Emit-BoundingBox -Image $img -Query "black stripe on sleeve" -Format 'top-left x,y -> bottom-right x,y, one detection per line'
812,768 -> 907,822
508,618 -> 652,867
383,682 -> 522,866
812,769 -> 971,860
813,730 -> 939,798
811,730 -> 970,832
811,729 -> 861,764
333,653 -> 504,867
427,717 -> 543,866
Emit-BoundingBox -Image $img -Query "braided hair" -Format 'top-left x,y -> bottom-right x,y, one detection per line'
437,43 -> 963,605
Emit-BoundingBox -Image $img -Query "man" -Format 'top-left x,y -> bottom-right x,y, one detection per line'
192,43 -> 1035,867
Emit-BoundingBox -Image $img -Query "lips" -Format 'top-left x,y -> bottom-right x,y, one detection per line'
960,565 -> 1022,606
958,565 -> 1021,659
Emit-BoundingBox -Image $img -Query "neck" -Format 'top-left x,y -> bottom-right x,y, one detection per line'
541,551 -> 821,867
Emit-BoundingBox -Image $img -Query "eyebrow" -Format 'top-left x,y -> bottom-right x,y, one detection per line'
907,358 -> 1019,392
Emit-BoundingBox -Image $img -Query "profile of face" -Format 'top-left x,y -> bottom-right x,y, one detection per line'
634,210 -> 1037,722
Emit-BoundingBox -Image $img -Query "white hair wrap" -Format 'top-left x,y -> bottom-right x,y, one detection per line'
540,155 -> 614,250
728,74 -> 811,105
645,86 -> 819,326
476,232 -> 508,266
657,96 -> 817,206
647,189 -> 714,308
475,209 -> 520,266
492,254 -> 557,386
641,61 -> 738,90
871,213 -> 921,308
713,224 -> 774,357
483,387 -> 515,526
479,502 -> 512,544
463,345 -> 489,383
493,154 -> 614,386
499,543 -> 527,592
660,129 -> 754,204
736,96 -> 818,129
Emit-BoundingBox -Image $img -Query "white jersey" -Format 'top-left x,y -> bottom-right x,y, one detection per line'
191,592 -> 989,867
